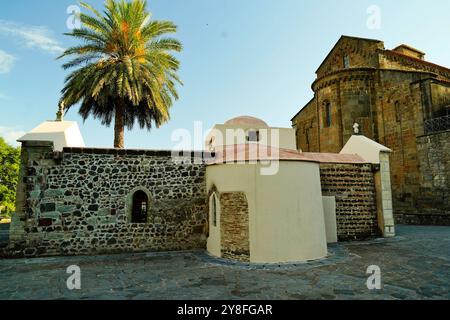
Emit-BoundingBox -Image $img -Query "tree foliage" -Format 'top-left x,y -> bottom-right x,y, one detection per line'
59,0 -> 183,148
0,137 -> 20,216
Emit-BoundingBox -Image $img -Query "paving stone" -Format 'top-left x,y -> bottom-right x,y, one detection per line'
0,225 -> 449,300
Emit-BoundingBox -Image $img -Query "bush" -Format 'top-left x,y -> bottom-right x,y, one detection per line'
0,137 -> 20,215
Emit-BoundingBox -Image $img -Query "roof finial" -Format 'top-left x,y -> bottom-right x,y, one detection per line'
353,122 -> 360,135
56,101 -> 65,121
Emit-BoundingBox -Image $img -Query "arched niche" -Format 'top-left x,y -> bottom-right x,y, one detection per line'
126,186 -> 152,223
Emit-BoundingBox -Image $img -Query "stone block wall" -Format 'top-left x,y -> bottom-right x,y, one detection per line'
294,69 -> 379,154
3,141 -> 392,259
219,192 -> 250,262
430,82 -> 450,116
376,71 -> 428,219
316,36 -> 383,78
399,130 -> 450,225
314,79 -> 345,153
319,163 -> 379,240
293,98 -> 319,152
380,50 -> 450,80
292,36 -> 450,226
5,142 -> 208,258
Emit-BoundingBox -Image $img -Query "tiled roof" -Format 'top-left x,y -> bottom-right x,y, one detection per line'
207,144 -> 316,164
384,50 -> 450,74
302,152 -> 367,164
207,144 -> 367,165
224,116 -> 269,127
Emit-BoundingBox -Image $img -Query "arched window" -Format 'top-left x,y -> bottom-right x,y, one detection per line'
209,193 -> 219,227
323,101 -> 332,128
343,55 -> 350,69
131,190 -> 148,223
395,101 -> 401,122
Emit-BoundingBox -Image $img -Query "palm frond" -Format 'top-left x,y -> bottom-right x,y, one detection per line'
60,0 -> 182,134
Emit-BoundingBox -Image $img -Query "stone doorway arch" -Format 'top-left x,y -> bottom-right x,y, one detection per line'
126,187 -> 152,223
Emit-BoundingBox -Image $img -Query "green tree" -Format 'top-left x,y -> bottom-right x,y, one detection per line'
0,137 -> 20,217
59,0 -> 182,148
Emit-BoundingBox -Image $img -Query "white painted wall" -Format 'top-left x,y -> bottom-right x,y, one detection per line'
206,164 -> 256,260
205,124 -> 297,151
18,121 -> 85,151
340,135 -> 391,164
252,161 -> 327,263
206,161 -> 328,263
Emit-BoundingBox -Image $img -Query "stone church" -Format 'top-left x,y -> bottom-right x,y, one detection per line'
4,35 -> 447,261
5,114 -> 395,261
291,36 -> 450,225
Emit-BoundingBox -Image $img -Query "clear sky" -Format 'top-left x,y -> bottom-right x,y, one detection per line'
1,0 -> 450,149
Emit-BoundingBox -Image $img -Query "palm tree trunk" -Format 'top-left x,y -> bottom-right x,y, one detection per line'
114,100 -> 125,149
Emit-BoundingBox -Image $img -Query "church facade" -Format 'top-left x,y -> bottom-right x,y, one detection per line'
291,36 -> 450,225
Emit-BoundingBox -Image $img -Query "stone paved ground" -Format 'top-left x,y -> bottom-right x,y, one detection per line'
0,225 -> 449,300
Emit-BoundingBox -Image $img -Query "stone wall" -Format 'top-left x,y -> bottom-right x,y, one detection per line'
293,98 -> 319,152
319,163 -> 379,240
219,192 -> 250,262
4,141 -> 208,258
380,50 -> 450,80
316,36 -> 383,78
376,70 -> 426,218
397,131 -> 450,225
313,69 -> 378,153
430,81 -> 450,116
292,36 -> 450,226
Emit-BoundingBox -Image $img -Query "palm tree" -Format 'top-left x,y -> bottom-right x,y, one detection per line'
59,0 -> 182,148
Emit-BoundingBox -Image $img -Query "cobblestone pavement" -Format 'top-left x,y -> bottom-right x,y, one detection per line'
0,225 -> 449,300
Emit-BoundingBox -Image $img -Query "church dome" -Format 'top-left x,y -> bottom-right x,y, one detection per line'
224,116 -> 269,127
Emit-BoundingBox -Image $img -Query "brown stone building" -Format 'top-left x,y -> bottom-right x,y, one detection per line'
291,36 -> 450,225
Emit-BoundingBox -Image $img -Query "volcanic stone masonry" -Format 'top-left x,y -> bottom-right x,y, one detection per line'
7,141 -> 208,258
411,131 -> 450,225
219,192 -> 250,262
319,163 -> 379,240
3,141 -> 385,258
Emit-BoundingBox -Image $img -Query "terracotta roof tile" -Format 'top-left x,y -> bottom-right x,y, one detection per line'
207,144 -> 316,164
303,152 -> 367,164
207,144 -> 368,165
384,50 -> 450,74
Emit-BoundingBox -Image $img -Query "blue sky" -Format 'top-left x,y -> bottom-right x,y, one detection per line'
1,0 -> 450,149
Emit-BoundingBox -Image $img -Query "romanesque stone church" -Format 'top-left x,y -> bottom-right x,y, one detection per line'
291,36 -> 450,225
3,35 -> 448,261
